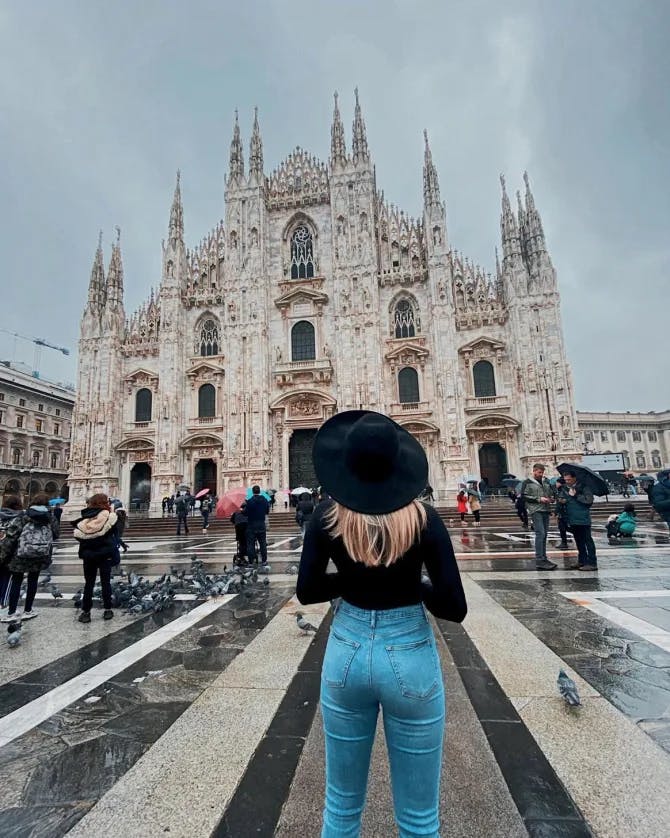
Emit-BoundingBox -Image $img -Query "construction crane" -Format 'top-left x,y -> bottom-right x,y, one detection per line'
0,328 -> 70,378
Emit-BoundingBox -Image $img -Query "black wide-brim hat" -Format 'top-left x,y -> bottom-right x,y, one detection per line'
313,410 -> 428,515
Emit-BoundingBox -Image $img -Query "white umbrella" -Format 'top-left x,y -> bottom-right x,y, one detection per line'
291,486 -> 311,495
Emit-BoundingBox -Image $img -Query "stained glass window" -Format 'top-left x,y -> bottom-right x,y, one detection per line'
199,319 -> 219,357
290,225 -> 315,279
398,367 -> 420,403
291,321 -> 316,361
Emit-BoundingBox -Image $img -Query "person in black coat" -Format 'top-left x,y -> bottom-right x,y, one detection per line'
73,493 -> 119,622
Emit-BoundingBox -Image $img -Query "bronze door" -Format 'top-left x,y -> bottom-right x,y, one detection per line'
289,429 -> 319,489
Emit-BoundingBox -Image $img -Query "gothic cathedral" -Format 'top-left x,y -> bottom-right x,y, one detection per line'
67,91 -> 580,510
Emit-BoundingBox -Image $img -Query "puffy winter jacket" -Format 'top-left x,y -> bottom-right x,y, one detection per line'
556,483 -> 593,526
73,508 -> 119,561
0,507 -> 25,567
616,510 -> 637,535
650,476 -> 670,515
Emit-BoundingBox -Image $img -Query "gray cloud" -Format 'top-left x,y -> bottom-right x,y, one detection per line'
0,0 -> 667,409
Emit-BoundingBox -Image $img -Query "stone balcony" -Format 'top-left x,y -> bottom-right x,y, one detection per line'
464,395 -> 510,412
274,358 -> 333,388
389,401 -> 432,417
187,416 -> 225,430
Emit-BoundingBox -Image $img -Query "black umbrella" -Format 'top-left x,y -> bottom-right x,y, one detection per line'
502,478 -> 520,488
556,463 -> 609,497
502,473 -> 517,480
637,474 -> 655,484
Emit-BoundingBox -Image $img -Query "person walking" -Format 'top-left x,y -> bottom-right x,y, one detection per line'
296,492 -> 315,537
245,485 -> 270,564
650,469 -> 670,533
467,487 -> 482,526
231,503 -> 248,563
200,495 -> 212,532
557,469 -> 597,570
175,493 -> 189,536
0,493 -> 56,622
521,464 -> 557,570
114,503 -> 129,552
0,495 -> 24,614
456,489 -> 469,524
72,493 -> 118,622
297,410 -> 467,838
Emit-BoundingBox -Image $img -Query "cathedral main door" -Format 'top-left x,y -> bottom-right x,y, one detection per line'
478,443 -> 508,488
289,429 -> 319,489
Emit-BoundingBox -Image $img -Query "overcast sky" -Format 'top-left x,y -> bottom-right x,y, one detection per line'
0,0 -> 668,411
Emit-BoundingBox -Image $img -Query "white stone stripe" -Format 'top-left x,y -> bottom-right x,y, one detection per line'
469,567 -> 670,579
0,595 -> 234,749
559,592 -> 670,653
573,590 -> 670,600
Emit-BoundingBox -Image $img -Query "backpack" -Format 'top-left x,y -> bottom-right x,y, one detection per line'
176,497 -> 187,514
16,519 -> 53,560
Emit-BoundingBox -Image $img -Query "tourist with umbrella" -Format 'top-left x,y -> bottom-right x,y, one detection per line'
556,467 -> 598,571
245,485 -> 270,564
196,488 -> 212,532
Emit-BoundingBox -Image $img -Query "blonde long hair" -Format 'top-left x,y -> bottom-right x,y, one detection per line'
323,500 -> 427,567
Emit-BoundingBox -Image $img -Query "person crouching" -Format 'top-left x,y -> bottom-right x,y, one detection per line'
73,493 -> 119,623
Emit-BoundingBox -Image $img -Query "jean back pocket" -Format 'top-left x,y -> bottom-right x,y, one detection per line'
323,630 -> 361,688
386,636 -> 440,700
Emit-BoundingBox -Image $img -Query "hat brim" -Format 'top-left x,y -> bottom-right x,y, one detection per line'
313,410 -> 429,515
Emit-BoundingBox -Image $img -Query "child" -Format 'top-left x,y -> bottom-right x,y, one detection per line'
456,490 -> 469,524
607,504 -> 637,540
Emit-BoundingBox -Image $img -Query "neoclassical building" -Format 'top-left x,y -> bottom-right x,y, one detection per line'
67,91 -> 580,511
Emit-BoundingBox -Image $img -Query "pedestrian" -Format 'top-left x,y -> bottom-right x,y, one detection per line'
456,489 -> 469,524
514,490 -> 529,529
296,492 -> 315,536
175,493 -> 189,535
478,477 -> 489,500
650,469 -> 670,533
521,464 -> 557,570
556,469 -> 597,570
467,487 -> 481,526
72,493 -> 118,622
245,486 -> 270,564
200,495 -> 212,532
114,504 -> 129,552
231,503 -> 248,563
1,493 -> 56,623
167,495 -> 175,515
554,477 -> 570,548
297,410 -> 467,837
269,492 -> 276,512
0,495 -> 25,614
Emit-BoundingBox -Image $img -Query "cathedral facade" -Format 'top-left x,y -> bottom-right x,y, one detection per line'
67,91 -> 580,511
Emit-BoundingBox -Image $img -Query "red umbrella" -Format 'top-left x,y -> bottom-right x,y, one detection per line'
195,488 -> 210,499
216,488 -> 247,518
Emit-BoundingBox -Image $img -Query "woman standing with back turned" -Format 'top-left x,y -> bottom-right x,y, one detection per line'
297,411 -> 467,838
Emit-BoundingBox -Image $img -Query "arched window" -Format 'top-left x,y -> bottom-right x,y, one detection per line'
32,451 -> 40,467
198,384 -> 216,418
635,451 -> 646,469
135,388 -> 152,422
398,367 -> 420,404
291,321 -> 316,361
393,299 -> 417,339
290,225 -> 315,279
473,360 -> 496,398
12,449 -> 21,465
651,450 -> 662,469
50,452 -> 58,469
199,319 -> 219,357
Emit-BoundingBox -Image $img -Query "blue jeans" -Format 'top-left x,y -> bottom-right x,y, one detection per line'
531,511 -> 550,562
320,602 -> 445,838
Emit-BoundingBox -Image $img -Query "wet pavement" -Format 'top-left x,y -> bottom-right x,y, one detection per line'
1,515 -> 669,836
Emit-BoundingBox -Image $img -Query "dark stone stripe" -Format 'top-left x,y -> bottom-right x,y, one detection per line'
436,620 -> 592,836
212,611 -> 332,838
0,608 -> 183,718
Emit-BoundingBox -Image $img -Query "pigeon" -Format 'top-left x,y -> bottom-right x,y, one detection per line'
50,584 -> 63,603
557,669 -> 581,707
38,572 -> 52,587
296,613 -> 318,633
7,621 -> 22,648
73,590 -> 83,609
288,564 -> 299,575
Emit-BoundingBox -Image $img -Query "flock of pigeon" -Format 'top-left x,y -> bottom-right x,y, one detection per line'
5,556 -> 272,647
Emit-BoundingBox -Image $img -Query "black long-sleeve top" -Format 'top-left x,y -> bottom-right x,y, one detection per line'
296,502 -> 467,622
